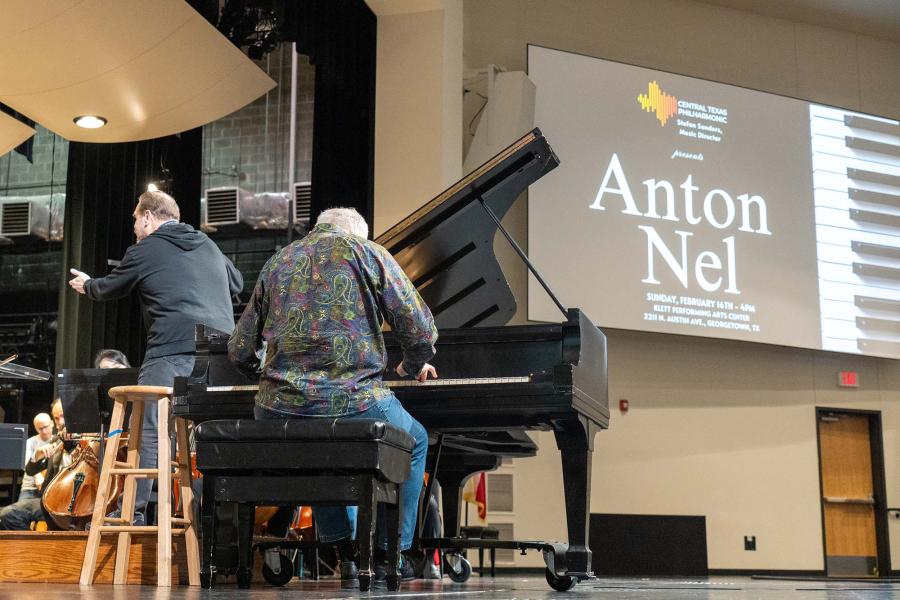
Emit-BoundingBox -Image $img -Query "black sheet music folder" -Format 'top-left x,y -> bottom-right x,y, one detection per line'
57,368 -> 139,433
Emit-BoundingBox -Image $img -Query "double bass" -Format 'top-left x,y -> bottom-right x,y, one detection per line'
40,434 -> 127,530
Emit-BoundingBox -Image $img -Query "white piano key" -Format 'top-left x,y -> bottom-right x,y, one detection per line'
812,189 -> 850,209
818,278 -> 900,303
807,117 -> 896,145
819,298 -> 858,320
813,170 -> 850,193
810,134 -> 900,170
817,262 -> 900,293
810,116 -> 853,139
814,187 -> 900,213
811,104 -> 899,127
809,154 -> 900,180
817,243 -> 900,269
820,317 -> 863,340
821,337 -> 863,354
815,206 -> 900,236
815,224 -> 900,248
810,104 -> 853,121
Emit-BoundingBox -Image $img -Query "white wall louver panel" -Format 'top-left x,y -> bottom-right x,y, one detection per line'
203,187 -> 244,227
0,202 -> 32,236
294,181 -> 312,226
810,105 -> 900,358
202,188 -> 296,231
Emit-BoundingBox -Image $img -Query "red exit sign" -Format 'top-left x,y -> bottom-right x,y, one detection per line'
838,370 -> 859,388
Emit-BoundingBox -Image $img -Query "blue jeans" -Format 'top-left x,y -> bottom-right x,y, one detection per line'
0,489 -> 42,530
121,354 -> 195,516
254,395 -> 428,551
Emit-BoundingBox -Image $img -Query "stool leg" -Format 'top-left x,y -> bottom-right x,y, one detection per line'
157,396 -> 172,587
114,399 -> 144,585
357,477 -> 376,592
80,398 -> 127,585
200,475 -> 217,588
386,487 -> 402,591
175,417 -> 200,585
236,502 -> 254,589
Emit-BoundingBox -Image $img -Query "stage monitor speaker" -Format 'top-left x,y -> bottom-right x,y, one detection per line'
0,423 -> 28,470
590,513 -> 708,577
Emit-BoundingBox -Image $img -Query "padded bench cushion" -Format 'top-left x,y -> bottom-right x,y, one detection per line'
194,418 -> 415,452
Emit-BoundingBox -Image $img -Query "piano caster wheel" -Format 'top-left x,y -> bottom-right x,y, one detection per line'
386,573 -> 401,591
200,572 -> 215,589
262,554 -> 294,587
237,568 -> 252,589
445,555 -> 472,583
545,568 -> 578,592
359,573 -> 372,591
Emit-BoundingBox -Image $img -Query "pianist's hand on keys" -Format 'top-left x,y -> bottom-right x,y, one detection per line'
395,362 -> 438,383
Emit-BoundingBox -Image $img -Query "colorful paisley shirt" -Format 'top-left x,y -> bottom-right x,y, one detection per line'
228,222 -> 438,417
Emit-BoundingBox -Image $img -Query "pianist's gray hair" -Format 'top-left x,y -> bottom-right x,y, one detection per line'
317,207 -> 369,239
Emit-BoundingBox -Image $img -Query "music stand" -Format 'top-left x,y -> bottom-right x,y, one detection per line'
0,423 -> 28,502
57,368 -> 139,434
0,359 -> 51,382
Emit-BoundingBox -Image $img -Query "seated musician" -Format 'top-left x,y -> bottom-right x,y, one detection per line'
228,207 -> 437,586
0,403 -> 74,530
93,348 -> 131,369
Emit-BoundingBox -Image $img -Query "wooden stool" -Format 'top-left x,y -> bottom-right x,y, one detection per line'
79,385 -> 200,586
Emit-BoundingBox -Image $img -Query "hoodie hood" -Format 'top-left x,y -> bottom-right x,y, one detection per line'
149,221 -> 208,251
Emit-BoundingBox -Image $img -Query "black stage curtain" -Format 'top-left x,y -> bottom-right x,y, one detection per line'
295,0 -> 377,231
55,130 -> 202,372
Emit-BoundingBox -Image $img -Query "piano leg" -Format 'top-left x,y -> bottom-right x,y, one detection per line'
433,455 -> 501,538
437,469 -> 465,539
200,475 -> 217,588
553,416 -> 599,578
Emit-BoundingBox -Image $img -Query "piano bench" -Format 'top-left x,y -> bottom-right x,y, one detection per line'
194,418 -> 414,591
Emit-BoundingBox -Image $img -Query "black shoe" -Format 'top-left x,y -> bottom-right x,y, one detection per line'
374,555 -> 416,584
340,560 -> 359,589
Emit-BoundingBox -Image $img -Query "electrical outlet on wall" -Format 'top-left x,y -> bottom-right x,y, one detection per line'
744,535 -> 756,551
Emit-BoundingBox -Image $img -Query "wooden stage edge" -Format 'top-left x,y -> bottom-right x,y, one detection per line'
0,531 -> 192,584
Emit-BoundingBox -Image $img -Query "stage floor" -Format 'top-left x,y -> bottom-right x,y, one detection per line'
4,576 -> 900,599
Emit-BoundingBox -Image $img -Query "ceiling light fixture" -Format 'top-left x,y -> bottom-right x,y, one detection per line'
73,115 -> 107,129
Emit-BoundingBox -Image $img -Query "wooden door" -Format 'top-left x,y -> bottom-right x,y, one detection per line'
818,412 -> 878,577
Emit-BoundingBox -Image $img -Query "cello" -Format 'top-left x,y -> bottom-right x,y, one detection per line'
40,434 -> 127,530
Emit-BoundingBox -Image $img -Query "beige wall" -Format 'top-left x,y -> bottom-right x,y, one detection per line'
372,2 -> 463,237
457,0 -> 900,571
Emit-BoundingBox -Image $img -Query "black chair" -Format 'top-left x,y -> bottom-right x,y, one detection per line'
194,418 -> 414,591
460,526 -> 499,576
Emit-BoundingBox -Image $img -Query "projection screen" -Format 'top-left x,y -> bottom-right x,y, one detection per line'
527,45 -> 900,358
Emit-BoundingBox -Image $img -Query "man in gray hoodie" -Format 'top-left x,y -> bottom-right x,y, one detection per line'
69,190 -> 242,524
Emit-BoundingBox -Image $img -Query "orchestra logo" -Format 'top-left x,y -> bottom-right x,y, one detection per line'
637,81 -> 678,126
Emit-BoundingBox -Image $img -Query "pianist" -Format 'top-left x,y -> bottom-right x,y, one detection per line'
228,207 -> 437,586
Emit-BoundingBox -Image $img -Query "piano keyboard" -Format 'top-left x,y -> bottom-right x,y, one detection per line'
810,104 -> 900,357
387,376 -> 531,387
203,376 -> 532,393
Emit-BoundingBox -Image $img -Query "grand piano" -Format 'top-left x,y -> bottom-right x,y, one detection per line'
173,128 -> 609,589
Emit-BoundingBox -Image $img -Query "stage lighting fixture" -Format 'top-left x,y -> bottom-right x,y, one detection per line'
73,115 -> 107,129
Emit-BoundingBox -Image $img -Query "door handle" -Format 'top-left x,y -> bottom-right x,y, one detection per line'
823,496 -> 875,505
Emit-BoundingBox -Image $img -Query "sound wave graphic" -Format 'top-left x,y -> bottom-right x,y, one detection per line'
637,81 -> 678,126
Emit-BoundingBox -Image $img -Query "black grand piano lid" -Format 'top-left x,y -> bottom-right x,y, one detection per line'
375,128 -> 559,330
